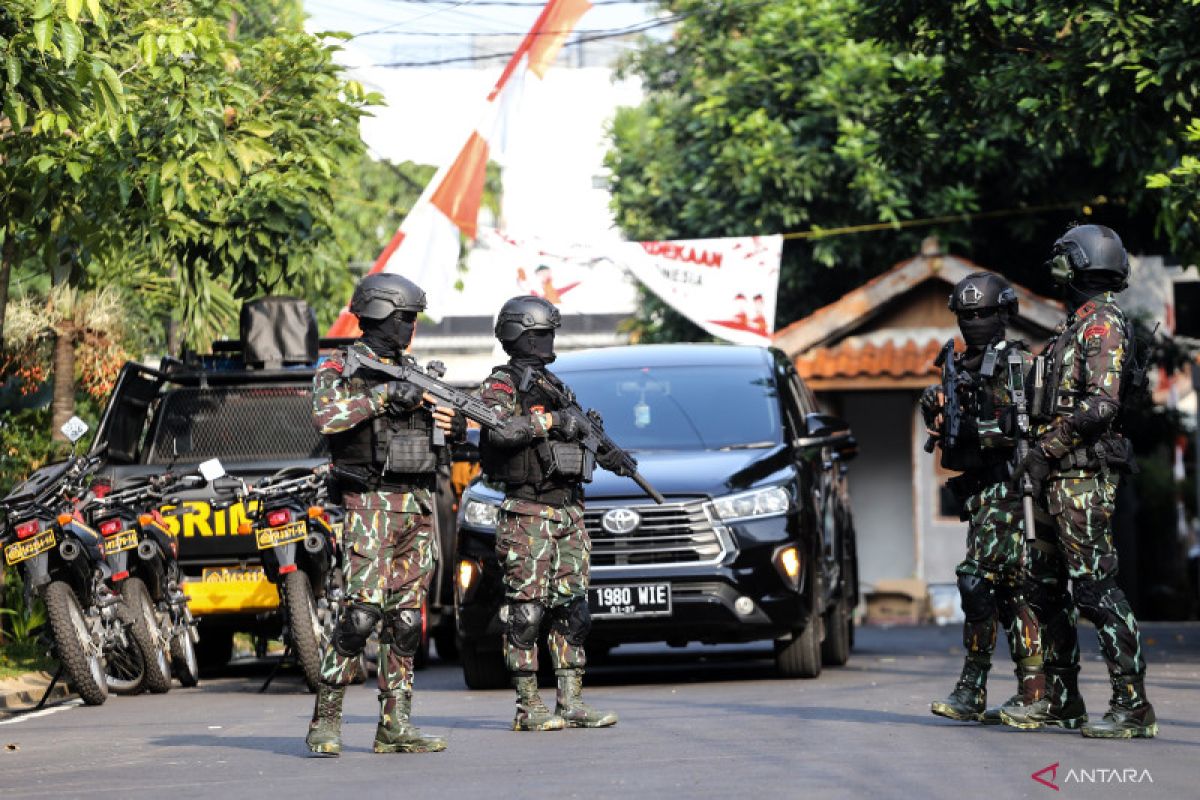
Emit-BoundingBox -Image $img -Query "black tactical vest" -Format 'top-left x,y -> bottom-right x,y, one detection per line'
480,365 -> 587,499
326,349 -> 441,482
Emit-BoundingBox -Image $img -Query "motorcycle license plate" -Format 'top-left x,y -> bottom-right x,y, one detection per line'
255,521 -> 306,550
588,583 -> 672,619
103,530 -> 139,556
201,565 -> 267,584
4,530 -> 55,566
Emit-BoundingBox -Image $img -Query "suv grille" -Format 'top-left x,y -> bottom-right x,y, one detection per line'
584,502 -> 729,568
147,385 -> 327,464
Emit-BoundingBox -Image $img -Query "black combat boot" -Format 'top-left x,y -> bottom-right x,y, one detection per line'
305,684 -> 345,756
373,690 -> 447,753
512,673 -> 565,732
1001,665 -> 1088,730
1081,676 -> 1157,739
931,658 -> 989,722
555,668 -> 618,728
989,663 -> 1046,729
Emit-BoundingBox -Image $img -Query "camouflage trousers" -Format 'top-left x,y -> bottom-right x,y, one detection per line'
1029,472 -> 1146,702
320,489 -> 437,695
956,481 -> 1042,680
495,498 -> 590,674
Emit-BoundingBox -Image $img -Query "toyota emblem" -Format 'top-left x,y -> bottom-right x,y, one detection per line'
601,508 -> 640,535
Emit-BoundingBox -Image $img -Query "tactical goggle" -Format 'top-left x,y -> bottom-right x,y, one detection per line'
1046,252 -> 1074,285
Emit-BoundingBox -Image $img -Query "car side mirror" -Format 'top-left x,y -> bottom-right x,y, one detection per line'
796,413 -> 851,448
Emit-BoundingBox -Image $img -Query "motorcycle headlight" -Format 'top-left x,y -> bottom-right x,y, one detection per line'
463,499 -> 500,529
711,486 -> 790,522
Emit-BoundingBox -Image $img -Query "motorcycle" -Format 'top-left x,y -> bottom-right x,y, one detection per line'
215,463 -> 344,691
0,418 -> 147,705
82,465 -> 212,691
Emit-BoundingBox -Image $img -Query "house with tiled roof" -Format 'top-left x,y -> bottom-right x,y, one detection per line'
773,238 -> 1063,598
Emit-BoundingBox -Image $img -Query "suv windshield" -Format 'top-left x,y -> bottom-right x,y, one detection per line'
555,365 -> 781,451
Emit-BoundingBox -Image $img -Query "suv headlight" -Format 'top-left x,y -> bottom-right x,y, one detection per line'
711,486 -> 790,522
463,498 -> 500,529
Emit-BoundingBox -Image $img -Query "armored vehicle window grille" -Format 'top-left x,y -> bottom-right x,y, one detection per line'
146,385 -> 326,464
583,502 -> 727,567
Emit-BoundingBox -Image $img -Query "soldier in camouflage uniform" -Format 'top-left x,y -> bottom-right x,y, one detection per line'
923,273 -> 1046,726
305,273 -> 465,756
1002,224 -> 1156,738
478,295 -> 629,732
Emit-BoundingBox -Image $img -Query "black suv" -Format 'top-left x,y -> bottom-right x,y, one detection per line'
454,344 -> 859,688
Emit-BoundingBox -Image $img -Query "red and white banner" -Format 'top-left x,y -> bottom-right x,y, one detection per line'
459,230 -> 781,346
328,0 -> 593,336
616,235 -> 782,345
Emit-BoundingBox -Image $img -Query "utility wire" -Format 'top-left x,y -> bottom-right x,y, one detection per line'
363,14 -> 679,67
355,0 -> 481,38
780,198 -> 1109,241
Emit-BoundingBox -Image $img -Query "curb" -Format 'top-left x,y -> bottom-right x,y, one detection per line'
0,672 -> 74,713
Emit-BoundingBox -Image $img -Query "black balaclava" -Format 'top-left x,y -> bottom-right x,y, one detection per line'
958,309 -> 1006,350
505,330 -> 556,368
361,310 -> 415,359
1065,271 -> 1119,312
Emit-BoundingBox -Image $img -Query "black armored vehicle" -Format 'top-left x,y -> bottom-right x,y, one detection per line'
454,344 -> 859,688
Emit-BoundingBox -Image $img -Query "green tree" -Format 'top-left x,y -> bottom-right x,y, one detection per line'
608,1 -> 1200,340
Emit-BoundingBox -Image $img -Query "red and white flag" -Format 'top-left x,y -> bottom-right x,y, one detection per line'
328,0 -> 593,336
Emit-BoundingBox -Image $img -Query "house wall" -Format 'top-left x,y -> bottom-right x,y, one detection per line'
836,390 -> 918,588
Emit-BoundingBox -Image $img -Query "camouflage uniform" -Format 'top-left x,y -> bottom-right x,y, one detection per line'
307,341 -> 448,754
479,364 -> 618,730
479,371 -> 589,676
929,341 -> 1045,722
1007,292 -> 1155,736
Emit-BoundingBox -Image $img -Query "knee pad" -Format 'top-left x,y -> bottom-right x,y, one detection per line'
506,602 -> 544,649
957,574 -> 995,622
384,608 -> 423,658
1071,576 -> 1121,625
332,602 -> 380,657
551,598 -> 592,646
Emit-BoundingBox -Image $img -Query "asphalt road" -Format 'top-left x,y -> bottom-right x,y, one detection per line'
1,623 -> 1196,799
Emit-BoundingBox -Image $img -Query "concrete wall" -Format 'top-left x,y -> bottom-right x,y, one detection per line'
838,391 -> 918,588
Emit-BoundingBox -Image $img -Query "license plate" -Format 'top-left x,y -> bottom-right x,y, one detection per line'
588,583 -> 672,618
103,530 -> 139,556
4,530 -> 55,566
255,521 -> 306,550
200,565 -> 267,584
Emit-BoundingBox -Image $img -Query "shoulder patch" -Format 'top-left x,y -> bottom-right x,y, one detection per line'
318,356 -> 344,374
1083,324 -> 1108,339
1075,300 -> 1097,320
490,381 -> 514,395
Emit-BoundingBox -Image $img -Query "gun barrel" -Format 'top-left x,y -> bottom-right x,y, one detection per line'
633,472 -> 665,504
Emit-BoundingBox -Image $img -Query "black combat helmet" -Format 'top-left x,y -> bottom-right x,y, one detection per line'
494,295 -> 561,343
1047,224 -> 1130,289
947,271 -> 1019,316
349,273 -> 427,321
948,272 -> 1018,348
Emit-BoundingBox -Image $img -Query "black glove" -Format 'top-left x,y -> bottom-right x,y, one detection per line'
1011,447 -> 1051,497
553,409 -> 582,442
449,411 -> 467,442
919,384 -> 942,429
596,445 -> 635,477
385,380 -> 423,410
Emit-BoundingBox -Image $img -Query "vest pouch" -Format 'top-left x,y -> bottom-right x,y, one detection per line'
385,430 -> 438,474
548,441 -> 586,479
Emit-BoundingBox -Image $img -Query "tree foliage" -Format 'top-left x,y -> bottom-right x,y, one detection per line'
608,0 -> 1200,340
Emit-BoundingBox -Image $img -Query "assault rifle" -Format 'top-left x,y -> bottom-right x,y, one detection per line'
924,339 -> 963,454
1006,349 -> 1038,552
344,349 -> 503,445
526,369 -> 665,505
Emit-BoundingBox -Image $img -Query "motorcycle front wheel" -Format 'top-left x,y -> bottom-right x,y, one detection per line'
42,581 -> 108,706
104,599 -> 149,695
170,606 -> 200,687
